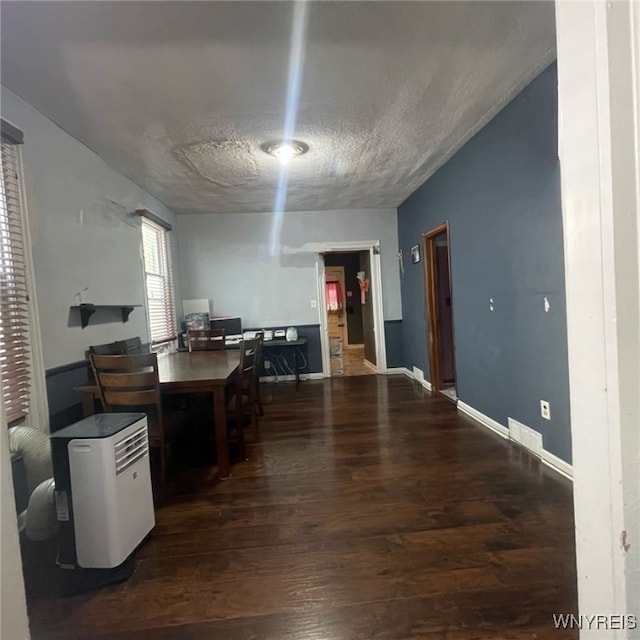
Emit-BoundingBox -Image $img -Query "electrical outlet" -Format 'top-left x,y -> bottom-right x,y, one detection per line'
310,299 -> 317,308
540,400 -> 551,420
264,360 -> 271,369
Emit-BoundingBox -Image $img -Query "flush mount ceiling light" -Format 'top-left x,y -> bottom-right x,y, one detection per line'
261,140 -> 309,165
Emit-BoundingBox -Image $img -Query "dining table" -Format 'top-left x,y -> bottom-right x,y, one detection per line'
76,349 -> 241,480
157,350 -> 240,479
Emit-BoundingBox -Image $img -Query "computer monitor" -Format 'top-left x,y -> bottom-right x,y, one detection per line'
210,316 -> 242,338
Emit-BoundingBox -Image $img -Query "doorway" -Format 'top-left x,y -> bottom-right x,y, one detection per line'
322,251 -> 378,377
423,223 -> 457,401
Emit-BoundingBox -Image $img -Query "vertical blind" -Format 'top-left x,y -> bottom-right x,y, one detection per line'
0,140 -> 31,424
141,217 -> 176,344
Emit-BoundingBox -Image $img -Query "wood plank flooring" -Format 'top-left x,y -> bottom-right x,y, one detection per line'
341,345 -> 375,376
25,375 -> 578,639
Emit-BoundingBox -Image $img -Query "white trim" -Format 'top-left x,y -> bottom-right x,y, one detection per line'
557,0 -> 640,621
401,366 -> 432,390
0,398 -> 29,640
463,405 -> 574,482
457,401 -> 509,439
384,367 -> 410,375
316,241 -> 387,377
363,359 -> 377,373
541,450 -> 574,481
316,259 -> 331,378
370,247 -> 387,371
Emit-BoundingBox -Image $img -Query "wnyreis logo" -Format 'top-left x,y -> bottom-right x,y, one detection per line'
553,614 -> 637,630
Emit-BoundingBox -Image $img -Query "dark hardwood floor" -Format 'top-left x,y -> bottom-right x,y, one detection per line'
25,375 -> 578,639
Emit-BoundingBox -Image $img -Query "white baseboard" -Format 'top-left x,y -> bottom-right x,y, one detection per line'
260,373 -> 324,382
457,401 -> 509,439
363,359 -> 377,373
541,449 -> 574,480
401,366 -> 433,391
459,402 -> 573,481
385,367 -> 410,375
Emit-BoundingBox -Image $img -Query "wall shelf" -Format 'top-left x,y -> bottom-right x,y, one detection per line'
70,304 -> 141,329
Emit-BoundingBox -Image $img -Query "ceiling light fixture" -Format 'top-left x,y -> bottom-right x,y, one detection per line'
261,140 -> 309,165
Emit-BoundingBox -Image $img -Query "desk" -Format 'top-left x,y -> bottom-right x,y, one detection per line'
262,338 -> 308,389
76,350 -> 240,480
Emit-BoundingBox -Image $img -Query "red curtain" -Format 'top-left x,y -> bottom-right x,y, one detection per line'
325,281 -> 343,312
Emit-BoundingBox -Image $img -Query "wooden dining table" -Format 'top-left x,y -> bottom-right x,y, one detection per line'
157,350 -> 240,479
76,349 -> 241,480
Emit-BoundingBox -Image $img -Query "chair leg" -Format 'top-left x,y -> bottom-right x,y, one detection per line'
251,395 -> 260,441
255,379 -> 264,417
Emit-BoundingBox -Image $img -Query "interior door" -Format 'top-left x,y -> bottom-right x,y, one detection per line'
325,266 -> 348,344
435,240 -> 455,383
359,250 -> 377,366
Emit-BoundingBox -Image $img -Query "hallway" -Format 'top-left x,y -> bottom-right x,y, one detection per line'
25,376 -> 578,639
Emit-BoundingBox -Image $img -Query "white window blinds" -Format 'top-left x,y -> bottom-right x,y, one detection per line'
141,217 -> 176,344
0,138 -> 30,424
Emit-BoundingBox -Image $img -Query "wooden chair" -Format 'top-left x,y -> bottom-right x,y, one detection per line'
89,353 -> 177,500
248,331 -> 264,417
228,338 -> 260,460
187,329 -> 226,352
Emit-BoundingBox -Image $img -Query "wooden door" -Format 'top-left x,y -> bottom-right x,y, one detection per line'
423,222 -> 457,395
325,266 -> 348,344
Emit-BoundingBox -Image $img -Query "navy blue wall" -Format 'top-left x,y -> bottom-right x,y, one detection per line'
397,64 -> 571,463
384,320 -> 403,368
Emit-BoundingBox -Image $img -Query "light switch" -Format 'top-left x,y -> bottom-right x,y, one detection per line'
310,299 -> 317,308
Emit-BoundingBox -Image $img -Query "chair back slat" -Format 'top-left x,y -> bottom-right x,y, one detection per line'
91,353 -> 157,371
97,371 -> 158,389
188,329 -> 226,352
90,353 -> 161,414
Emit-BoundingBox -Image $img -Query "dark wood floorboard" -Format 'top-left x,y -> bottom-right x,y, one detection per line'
25,375 -> 578,639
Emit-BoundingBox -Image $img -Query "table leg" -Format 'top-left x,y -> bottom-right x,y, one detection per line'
213,385 -> 230,479
82,392 -> 96,417
294,348 -> 300,390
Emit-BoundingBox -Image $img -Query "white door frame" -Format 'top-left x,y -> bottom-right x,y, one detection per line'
556,0 -> 640,629
316,241 -> 387,377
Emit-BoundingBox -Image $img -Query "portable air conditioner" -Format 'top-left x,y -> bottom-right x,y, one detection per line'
51,413 -> 155,569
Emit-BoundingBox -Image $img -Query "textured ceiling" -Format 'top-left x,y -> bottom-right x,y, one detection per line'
0,1 -> 555,214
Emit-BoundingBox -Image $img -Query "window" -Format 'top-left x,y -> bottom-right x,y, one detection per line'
141,216 -> 176,345
0,127 -> 31,424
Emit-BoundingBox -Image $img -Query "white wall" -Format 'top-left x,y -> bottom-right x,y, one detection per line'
177,209 -> 401,327
1,411 -> 30,640
0,88 -> 181,369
